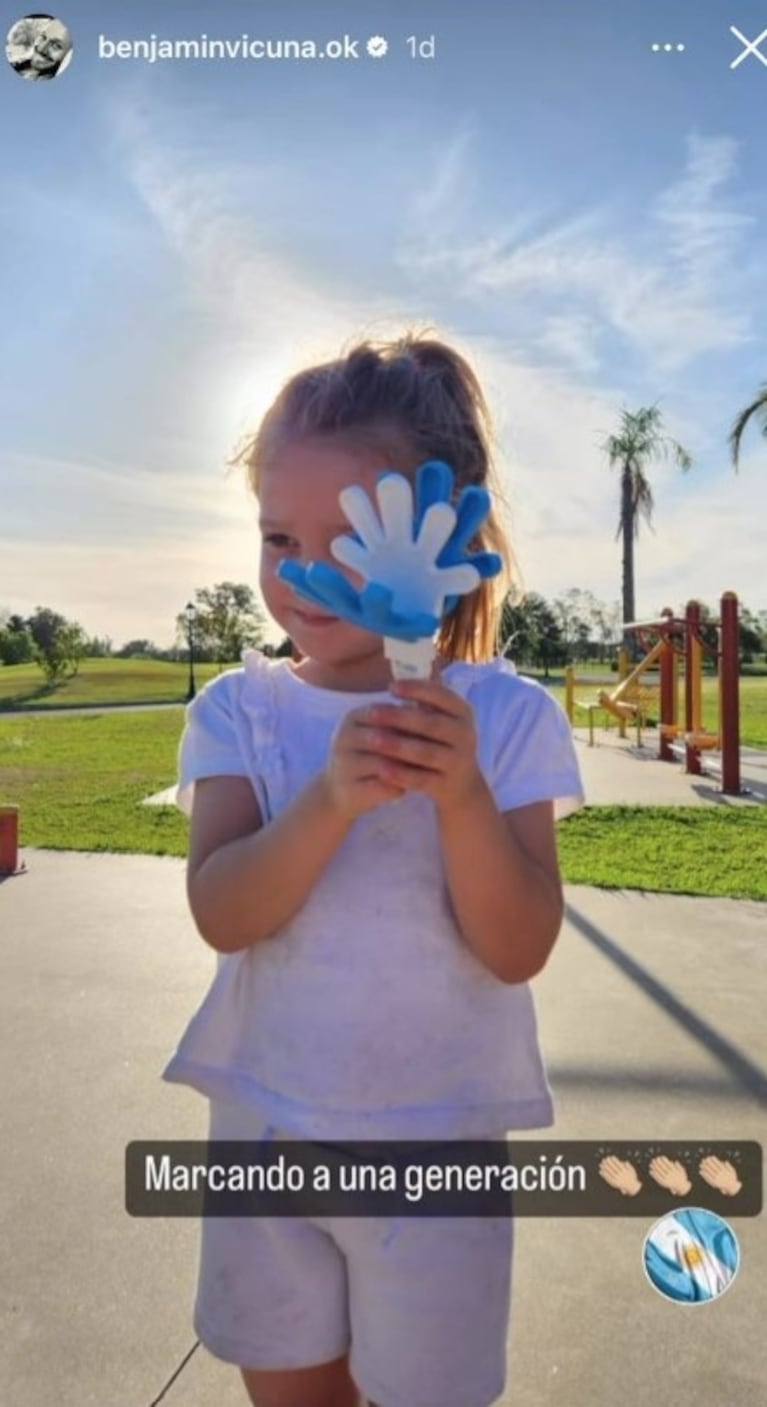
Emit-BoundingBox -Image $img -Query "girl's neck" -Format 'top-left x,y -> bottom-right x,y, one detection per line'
288,652 -> 449,694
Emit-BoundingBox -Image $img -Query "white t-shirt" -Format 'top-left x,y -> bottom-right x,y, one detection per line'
162,649 -> 585,1140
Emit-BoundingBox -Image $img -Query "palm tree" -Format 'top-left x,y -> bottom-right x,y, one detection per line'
730,382 -> 767,469
601,406 -> 692,648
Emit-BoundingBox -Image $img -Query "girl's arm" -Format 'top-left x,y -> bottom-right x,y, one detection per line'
188,773 -> 353,953
436,778 -> 564,984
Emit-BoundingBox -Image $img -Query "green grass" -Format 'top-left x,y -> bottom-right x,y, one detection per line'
0,657 -> 226,710
0,708 -> 189,854
1,705 -> 766,901
557,806 -> 767,901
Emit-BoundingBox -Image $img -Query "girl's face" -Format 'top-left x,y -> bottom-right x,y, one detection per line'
258,436 -> 405,685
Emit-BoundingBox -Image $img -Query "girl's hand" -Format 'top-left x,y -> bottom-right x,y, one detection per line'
363,677 -> 485,815
322,704 -> 408,823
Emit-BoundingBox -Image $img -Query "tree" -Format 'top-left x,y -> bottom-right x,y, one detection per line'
591,599 -> 622,663
116,639 -> 157,659
601,406 -> 692,648
730,382 -> 767,469
736,606 -> 764,664
499,593 -> 566,677
552,588 -> 600,662
173,582 -> 269,664
0,614 -> 35,666
25,607 -> 88,684
86,636 -> 114,658
755,611 -> 767,664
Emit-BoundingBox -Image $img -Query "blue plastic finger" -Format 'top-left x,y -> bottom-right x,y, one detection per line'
413,460 -> 453,538
305,562 -> 361,612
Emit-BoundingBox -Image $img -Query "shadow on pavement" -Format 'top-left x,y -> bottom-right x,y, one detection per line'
565,902 -> 767,1108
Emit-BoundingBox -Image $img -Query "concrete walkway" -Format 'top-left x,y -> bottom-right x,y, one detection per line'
569,728 -> 767,807
1,844 -> 765,1407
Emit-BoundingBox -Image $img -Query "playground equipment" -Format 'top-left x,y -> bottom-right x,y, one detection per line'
568,641 -> 663,748
566,592 -> 742,796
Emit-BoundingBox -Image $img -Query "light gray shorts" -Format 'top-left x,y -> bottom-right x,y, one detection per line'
193,1099 -> 514,1407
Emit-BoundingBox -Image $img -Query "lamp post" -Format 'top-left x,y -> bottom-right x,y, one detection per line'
185,601 -> 197,701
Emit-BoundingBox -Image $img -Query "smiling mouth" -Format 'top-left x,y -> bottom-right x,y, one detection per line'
295,610 -> 337,624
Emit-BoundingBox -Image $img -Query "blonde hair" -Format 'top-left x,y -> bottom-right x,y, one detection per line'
230,329 -> 517,662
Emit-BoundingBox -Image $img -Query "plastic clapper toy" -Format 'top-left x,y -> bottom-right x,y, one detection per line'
277,460 -> 502,680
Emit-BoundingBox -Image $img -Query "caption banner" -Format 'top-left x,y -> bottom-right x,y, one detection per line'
125,1139 -> 762,1217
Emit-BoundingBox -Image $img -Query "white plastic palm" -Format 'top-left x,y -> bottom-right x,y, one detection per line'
331,474 -> 480,616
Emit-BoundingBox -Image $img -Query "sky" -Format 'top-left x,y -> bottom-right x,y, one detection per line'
1,0 -> 766,651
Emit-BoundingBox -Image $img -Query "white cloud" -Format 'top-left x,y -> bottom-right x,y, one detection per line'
411,126 -> 477,225
1,450 -> 238,530
655,133 -> 750,265
536,315 -> 601,376
396,131 -> 760,375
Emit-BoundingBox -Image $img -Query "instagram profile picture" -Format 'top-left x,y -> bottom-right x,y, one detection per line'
5,13 -> 72,81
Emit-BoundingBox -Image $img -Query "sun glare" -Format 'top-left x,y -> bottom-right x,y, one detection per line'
215,351 -> 301,450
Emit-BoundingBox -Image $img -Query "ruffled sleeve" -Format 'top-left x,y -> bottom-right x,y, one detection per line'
473,658 -> 585,821
175,649 -> 277,819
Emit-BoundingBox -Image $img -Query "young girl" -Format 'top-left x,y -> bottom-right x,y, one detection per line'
163,332 -> 584,1407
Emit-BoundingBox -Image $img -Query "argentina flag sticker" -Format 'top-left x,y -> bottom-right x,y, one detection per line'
643,1208 -> 740,1304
